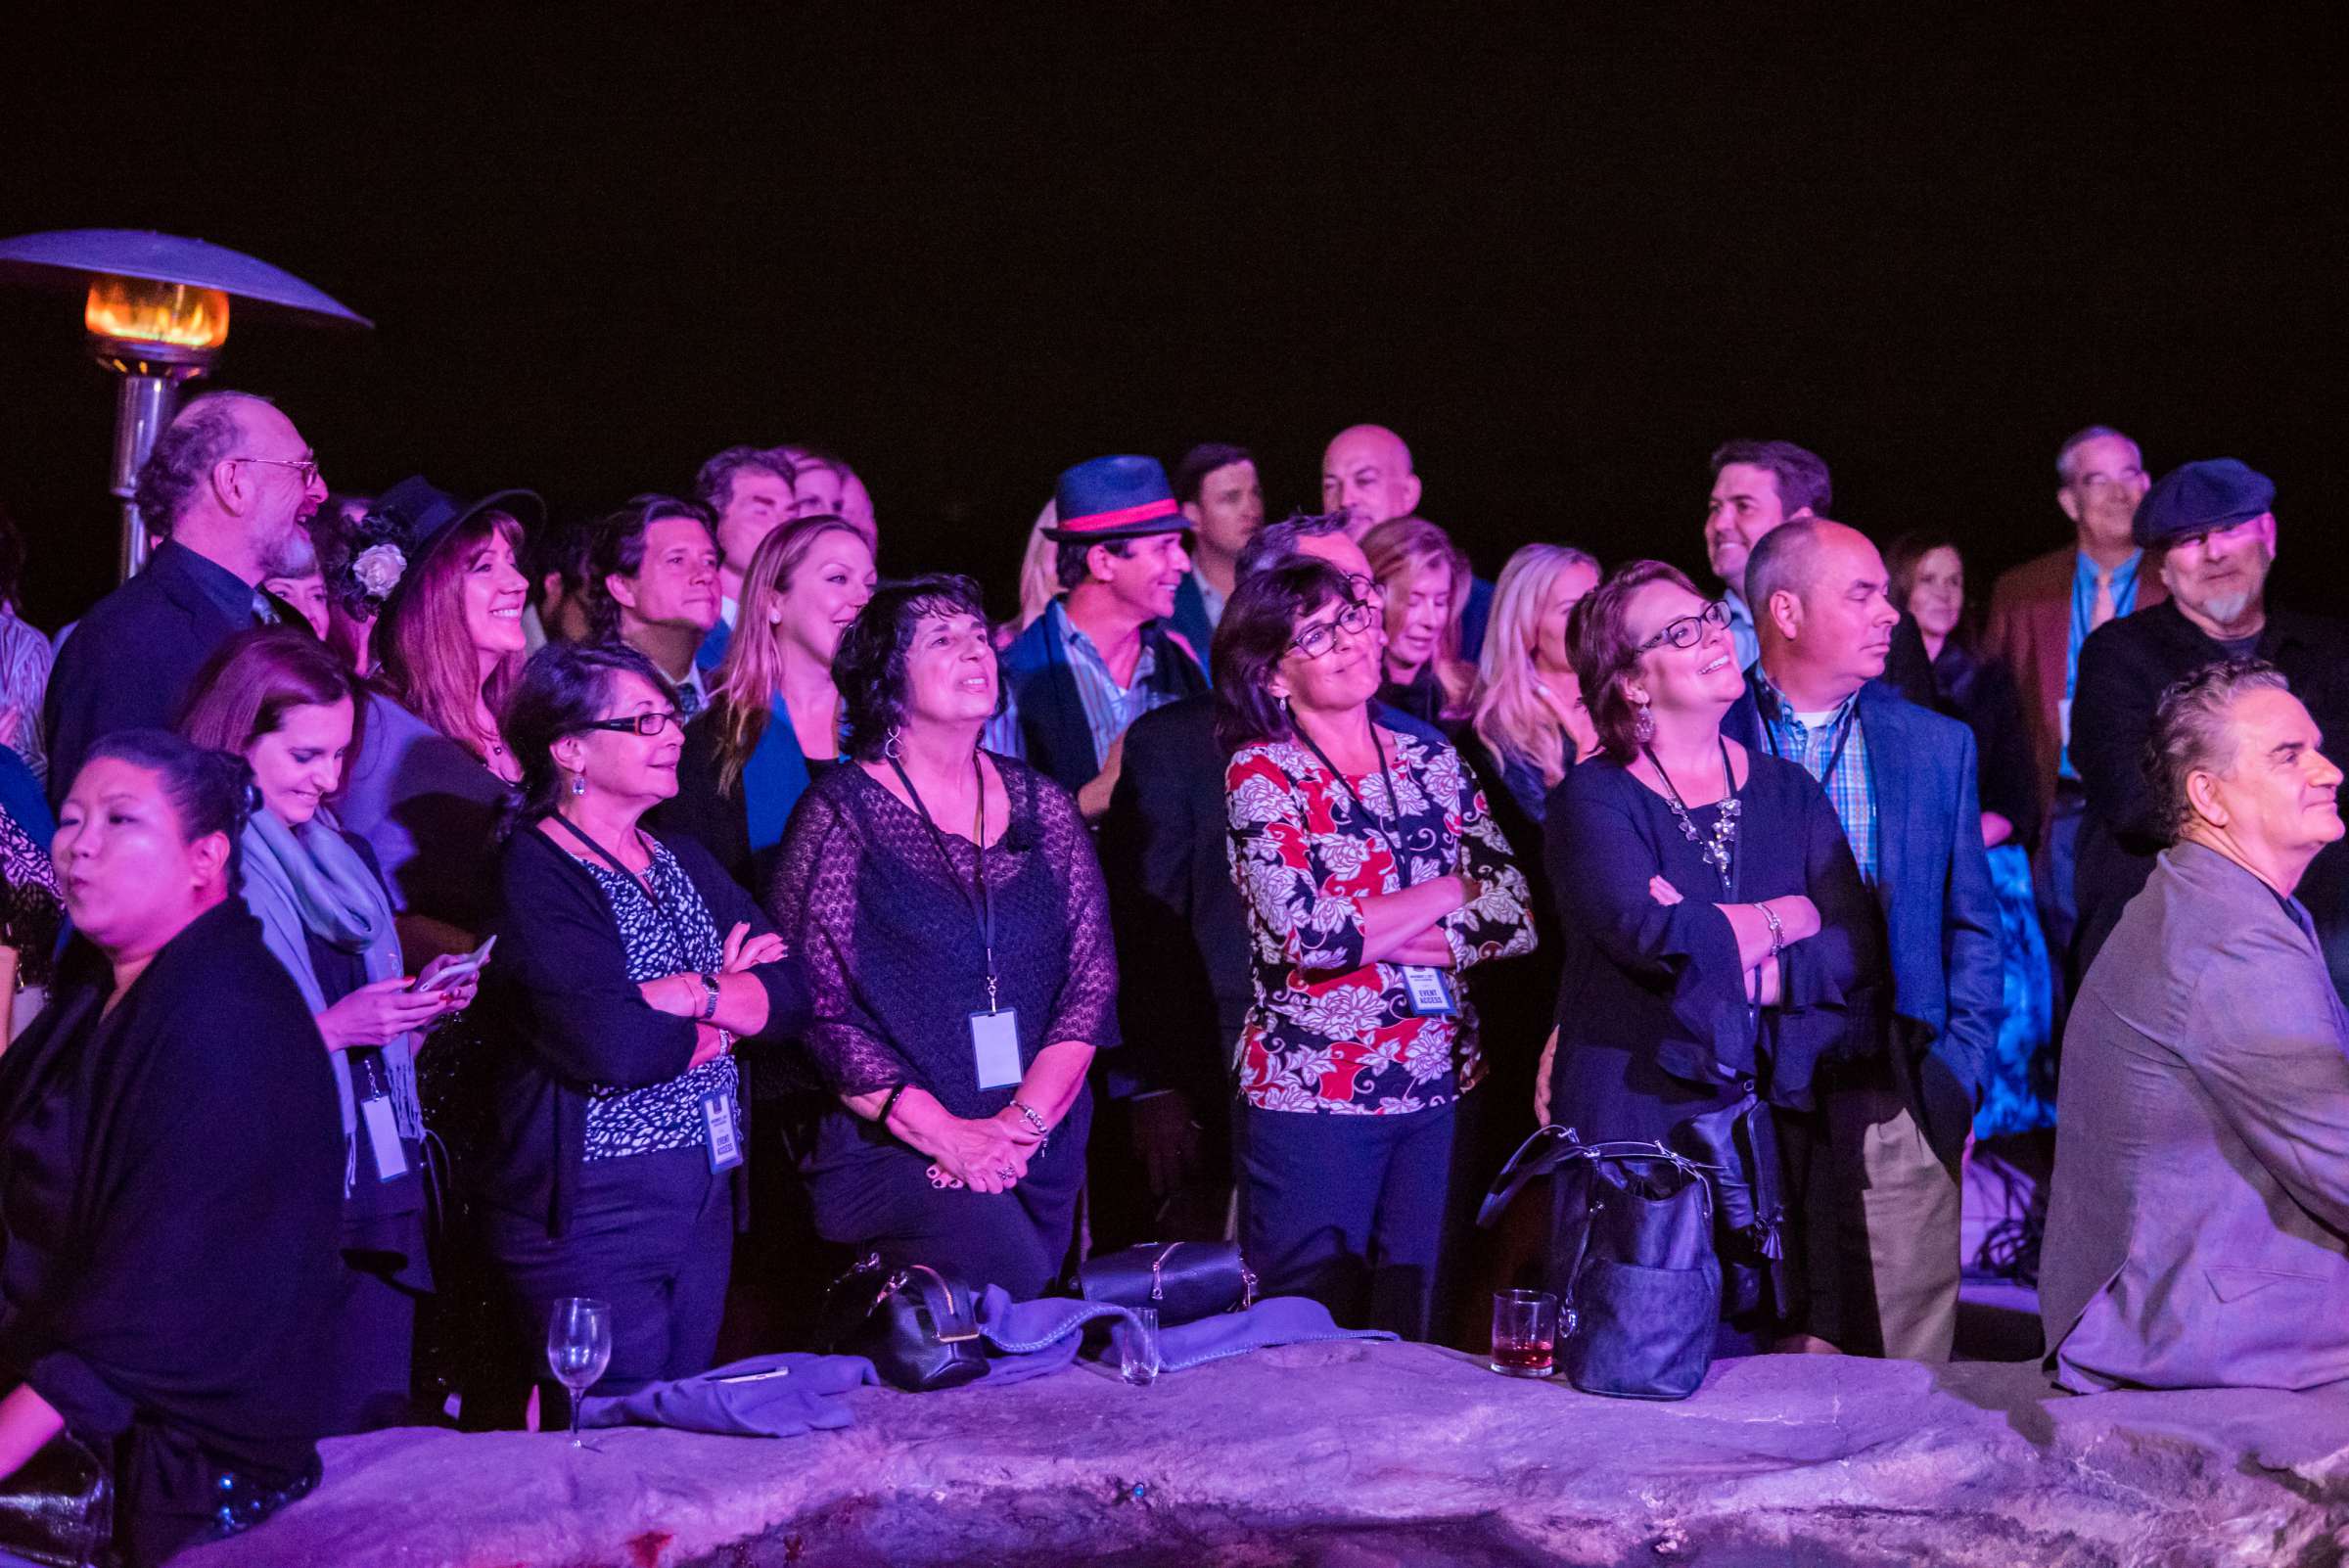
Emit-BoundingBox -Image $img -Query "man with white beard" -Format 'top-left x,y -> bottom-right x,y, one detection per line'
2071,458 -> 2349,1000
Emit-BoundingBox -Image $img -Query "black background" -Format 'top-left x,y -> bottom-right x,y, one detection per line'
2,6 -> 2342,629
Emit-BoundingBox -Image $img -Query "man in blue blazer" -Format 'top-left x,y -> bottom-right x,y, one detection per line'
43,392 -> 326,807
1725,519 -> 2004,1360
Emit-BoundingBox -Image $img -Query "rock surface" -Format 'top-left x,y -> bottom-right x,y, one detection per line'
188,1344 -> 2349,1567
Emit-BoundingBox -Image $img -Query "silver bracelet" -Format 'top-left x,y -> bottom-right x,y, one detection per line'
1758,899 -> 1784,958
1010,1099 -> 1050,1147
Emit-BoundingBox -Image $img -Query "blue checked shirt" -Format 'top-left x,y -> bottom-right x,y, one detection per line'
984,598 -> 1171,767
1757,673 -> 1876,885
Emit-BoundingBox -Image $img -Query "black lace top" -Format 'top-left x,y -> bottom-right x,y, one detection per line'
767,754 -> 1120,1117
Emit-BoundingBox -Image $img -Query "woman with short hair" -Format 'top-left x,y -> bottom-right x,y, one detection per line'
1546,561 -> 1876,1349
657,515 -> 875,891
0,733 -> 343,1567
182,626 -> 482,1433
1216,558 -> 1535,1338
1362,515 -> 1475,729
480,641 -> 807,1404
768,575 -> 1117,1299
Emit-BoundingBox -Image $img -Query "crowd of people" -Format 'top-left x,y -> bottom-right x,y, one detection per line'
0,393 -> 2344,1564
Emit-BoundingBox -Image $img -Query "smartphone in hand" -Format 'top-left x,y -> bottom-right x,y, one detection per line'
412,935 -> 496,993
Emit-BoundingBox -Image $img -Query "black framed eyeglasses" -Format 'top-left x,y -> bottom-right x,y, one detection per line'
1290,599 -> 1378,660
1636,600 -> 1730,652
578,712 -> 681,738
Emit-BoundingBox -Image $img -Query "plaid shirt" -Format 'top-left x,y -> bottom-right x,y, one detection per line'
1757,673 -> 1877,884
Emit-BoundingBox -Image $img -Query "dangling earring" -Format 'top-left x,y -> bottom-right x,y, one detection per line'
570,773 -> 586,798
884,725 -> 902,760
1634,701 -> 1654,744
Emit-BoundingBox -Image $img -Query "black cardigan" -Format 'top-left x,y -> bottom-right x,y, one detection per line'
478,825 -> 812,1236
0,899 -> 343,1486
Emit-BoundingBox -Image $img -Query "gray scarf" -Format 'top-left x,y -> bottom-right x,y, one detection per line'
241,806 -> 424,1197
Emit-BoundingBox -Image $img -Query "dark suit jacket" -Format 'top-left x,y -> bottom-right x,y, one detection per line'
2042,842 -> 2349,1392
40,539 -> 259,807
1727,674 -> 2004,1164
2070,599 -> 2349,996
1983,545 -> 2167,843
1097,694 -> 1447,1110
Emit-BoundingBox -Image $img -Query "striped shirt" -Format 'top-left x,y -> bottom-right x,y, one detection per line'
1757,674 -> 1876,884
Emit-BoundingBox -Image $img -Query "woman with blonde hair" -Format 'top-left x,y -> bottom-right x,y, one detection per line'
1362,516 -> 1474,729
1470,543 -> 1603,824
658,514 -> 875,890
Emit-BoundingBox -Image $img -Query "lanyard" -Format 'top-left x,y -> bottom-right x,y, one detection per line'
1295,722 -> 1412,889
887,753 -> 1001,1012
1762,698 -> 1857,786
546,812 -> 704,960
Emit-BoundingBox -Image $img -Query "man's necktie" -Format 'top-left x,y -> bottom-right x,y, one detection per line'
2090,571 -> 2115,630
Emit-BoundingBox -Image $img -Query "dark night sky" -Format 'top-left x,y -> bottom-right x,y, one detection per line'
3,7 -> 2343,628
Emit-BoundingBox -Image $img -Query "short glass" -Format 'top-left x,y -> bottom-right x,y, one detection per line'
1116,1307 -> 1162,1387
1490,1289 -> 1558,1378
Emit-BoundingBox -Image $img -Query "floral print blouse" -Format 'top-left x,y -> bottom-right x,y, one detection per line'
1225,728 -> 1535,1115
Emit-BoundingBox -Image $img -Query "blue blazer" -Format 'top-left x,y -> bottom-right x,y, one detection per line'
1725,673 -> 2004,1165
1170,575 -> 1217,687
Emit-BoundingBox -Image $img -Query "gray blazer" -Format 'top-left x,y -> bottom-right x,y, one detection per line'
2042,840 -> 2349,1393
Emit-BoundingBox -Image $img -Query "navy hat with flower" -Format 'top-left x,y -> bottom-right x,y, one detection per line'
326,476 -> 542,622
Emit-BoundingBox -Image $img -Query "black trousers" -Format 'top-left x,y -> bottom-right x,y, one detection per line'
484,1145 -> 734,1402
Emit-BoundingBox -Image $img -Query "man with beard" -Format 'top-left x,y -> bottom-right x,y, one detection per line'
42,391 -> 327,805
2072,459 -> 2349,999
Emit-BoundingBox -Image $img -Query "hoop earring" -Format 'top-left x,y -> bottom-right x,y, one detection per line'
1634,702 -> 1654,744
884,725 -> 902,761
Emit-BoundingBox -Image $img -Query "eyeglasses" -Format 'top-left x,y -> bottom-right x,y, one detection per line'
1290,599 -> 1378,660
1345,572 -> 1385,607
577,712 -> 681,738
229,454 -> 321,488
1636,600 -> 1731,652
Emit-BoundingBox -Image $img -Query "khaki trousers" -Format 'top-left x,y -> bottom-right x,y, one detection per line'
1810,1068 -> 1961,1360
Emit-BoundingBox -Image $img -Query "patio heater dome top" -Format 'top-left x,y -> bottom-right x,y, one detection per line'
0,228 -> 372,330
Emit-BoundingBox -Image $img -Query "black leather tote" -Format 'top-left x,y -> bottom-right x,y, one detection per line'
1480,1128 -> 1722,1401
1075,1241 -> 1259,1326
0,1431 -> 112,1568
819,1254 -> 989,1392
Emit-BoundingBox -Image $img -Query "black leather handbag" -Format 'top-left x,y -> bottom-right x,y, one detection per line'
0,1431 -> 112,1568
819,1254 -> 989,1392
1480,1128 -> 1722,1401
1075,1242 -> 1259,1326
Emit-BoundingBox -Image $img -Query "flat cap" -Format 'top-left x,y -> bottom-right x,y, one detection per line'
2133,458 -> 2275,548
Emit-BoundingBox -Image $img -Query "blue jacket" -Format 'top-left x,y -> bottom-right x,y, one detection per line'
1725,672 -> 2004,1165
996,606 -> 1209,797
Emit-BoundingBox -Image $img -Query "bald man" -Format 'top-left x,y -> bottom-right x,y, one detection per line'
1723,518 -> 2002,1361
1320,424 -> 1494,659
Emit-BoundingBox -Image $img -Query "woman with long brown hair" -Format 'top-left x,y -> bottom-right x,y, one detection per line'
656,514 -> 875,890
335,479 -> 535,963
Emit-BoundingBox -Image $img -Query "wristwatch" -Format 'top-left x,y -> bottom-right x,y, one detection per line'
699,973 -> 721,1021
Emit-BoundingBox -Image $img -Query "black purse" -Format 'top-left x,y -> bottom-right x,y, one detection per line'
0,1431 -> 112,1568
818,1254 -> 989,1392
1481,1128 -> 1722,1401
1075,1242 -> 1259,1326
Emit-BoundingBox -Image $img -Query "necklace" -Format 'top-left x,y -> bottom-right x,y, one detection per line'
1641,739 -> 1740,896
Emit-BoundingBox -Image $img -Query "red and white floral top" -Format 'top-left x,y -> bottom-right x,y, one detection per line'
1224,728 -> 1535,1115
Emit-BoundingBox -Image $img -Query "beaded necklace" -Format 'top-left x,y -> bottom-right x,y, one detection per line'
1641,738 -> 1741,896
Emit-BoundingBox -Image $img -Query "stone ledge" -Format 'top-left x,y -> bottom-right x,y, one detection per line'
185,1343 -> 2349,1567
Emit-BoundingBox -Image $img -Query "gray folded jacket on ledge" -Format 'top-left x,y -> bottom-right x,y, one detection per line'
581,1296 -> 1394,1434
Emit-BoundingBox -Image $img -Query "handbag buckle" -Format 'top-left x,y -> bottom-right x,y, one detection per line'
1148,1243 -> 1181,1303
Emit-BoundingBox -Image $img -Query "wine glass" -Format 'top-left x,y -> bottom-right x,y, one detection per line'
546,1297 -> 613,1448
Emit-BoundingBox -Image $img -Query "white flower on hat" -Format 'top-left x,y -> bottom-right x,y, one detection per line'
352,542 -> 407,599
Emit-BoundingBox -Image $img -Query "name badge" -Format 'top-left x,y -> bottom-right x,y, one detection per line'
970,1007 -> 1024,1088
701,1090 -> 744,1173
1401,965 -> 1457,1018
359,1093 -> 408,1181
